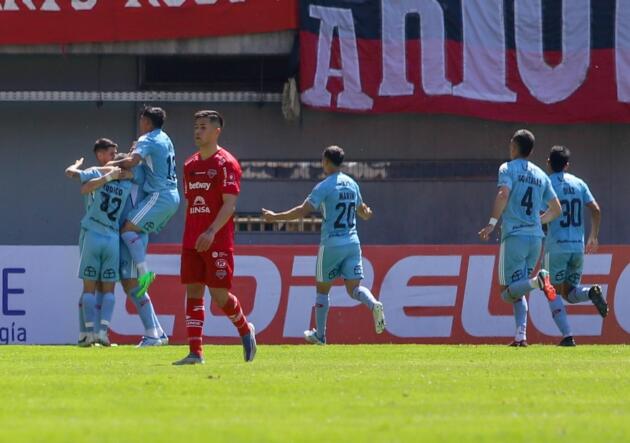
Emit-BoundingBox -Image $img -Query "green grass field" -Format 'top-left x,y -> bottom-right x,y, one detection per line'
1,345 -> 629,442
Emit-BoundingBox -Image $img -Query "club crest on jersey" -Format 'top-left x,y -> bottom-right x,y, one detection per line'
207,169 -> 217,179
216,269 -> 227,279
144,222 -> 155,231
84,266 -> 97,278
212,252 -> 218,258
215,259 -> 228,269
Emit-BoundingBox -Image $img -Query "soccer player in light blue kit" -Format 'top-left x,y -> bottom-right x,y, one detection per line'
109,106 -> 180,297
542,145 -> 608,346
116,153 -> 169,347
66,139 -> 168,347
77,162 -> 133,346
479,130 -> 562,347
66,139 -> 121,346
262,146 -> 386,344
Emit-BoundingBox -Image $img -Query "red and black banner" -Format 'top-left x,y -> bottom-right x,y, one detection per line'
300,0 -> 630,123
0,0 -> 298,45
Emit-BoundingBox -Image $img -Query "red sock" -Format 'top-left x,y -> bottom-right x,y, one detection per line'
186,297 -> 205,356
221,293 -> 250,337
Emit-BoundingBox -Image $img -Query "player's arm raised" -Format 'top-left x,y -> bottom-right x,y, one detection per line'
262,199 -> 316,222
586,200 -> 601,253
65,157 -> 85,178
195,194 -> 238,252
80,167 -> 123,194
479,185 -> 510,241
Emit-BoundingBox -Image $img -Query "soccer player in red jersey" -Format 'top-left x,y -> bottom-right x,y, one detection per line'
173,110 -> 256,365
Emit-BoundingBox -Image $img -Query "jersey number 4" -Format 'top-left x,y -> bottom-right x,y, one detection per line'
520,186 -> 533,216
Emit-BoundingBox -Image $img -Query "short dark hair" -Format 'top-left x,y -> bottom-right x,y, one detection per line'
511,129 -> 535,157
194,110 -> 224,128
94,138 -> 117,153
323,145 -> 345,166
140,106 -> 166,129
549,145 -> 571,173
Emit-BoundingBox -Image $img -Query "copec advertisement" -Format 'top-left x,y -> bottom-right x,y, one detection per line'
1,245 -> 629,345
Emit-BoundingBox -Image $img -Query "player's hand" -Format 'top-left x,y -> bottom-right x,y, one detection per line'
262,208 -> 277,222
586,237 -> 599,254
478,224 -> 495,241
109,167 -> 122,180
65,157 -> 84,177
129,141 -> 137,153
358,204 -> 373,221
196,229 -> 215,253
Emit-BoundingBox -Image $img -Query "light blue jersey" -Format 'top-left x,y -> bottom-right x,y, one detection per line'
81,180 -> 133,237
135,128 -> 177,194
545,172 -> 595,253
498,159 -> 556,240
79,168 -> 101,210
307,172 -> 362,247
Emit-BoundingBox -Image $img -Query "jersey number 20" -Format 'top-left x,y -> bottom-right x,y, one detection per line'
334,202 -> 356,229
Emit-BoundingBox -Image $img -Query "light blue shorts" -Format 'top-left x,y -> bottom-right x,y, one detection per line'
119,232 -> 148,281
316,243 -> 364,283
543,251 -> 584,286
127,189 -> 179,234
78,229 -> 119,282
498,235 -> 542,286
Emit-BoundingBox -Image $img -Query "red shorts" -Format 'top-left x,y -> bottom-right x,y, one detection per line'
180,248 -> 234,289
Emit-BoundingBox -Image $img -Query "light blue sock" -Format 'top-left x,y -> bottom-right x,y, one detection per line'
549,297 -> 572,337
513,296 -> 528,339
129,292 -> 160,338
94,292 -> 104,333
121,231 -> 147,270
78,298 -> 87,334
315,293 -> 330,341
501,278 -> 535,303
99,293 -> 116,331
81,293 -> 96,333
567,286 -> 591,304
351,286 -> 378,311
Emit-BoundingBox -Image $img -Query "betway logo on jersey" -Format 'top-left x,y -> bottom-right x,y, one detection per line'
103,245 -> 630,345
189,182 -> 211,191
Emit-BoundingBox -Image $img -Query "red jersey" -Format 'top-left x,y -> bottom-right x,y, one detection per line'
182,147 -> 241,251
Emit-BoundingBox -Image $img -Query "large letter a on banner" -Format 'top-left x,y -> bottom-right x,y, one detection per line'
301,5 -> 373,110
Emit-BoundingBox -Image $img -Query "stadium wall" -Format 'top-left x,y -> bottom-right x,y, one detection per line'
1,244 -> 628,345
0,54 -> 628,246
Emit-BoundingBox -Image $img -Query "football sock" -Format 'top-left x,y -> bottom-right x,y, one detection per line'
94,292 -> 104,333
513,296 -> 528,341
549,297 -> 572,337
221,293 -> 250,337
129,291 -> 160,338
351,286 -> 377,310
315,293 -> 330,340
78,297 -> 87,334
567,286 -> 591,304
501,278 -> 535,303
186,297 -> 205,356
99,293 -> 115,331
121,231 -> 148,275
81,293 -> 96,333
